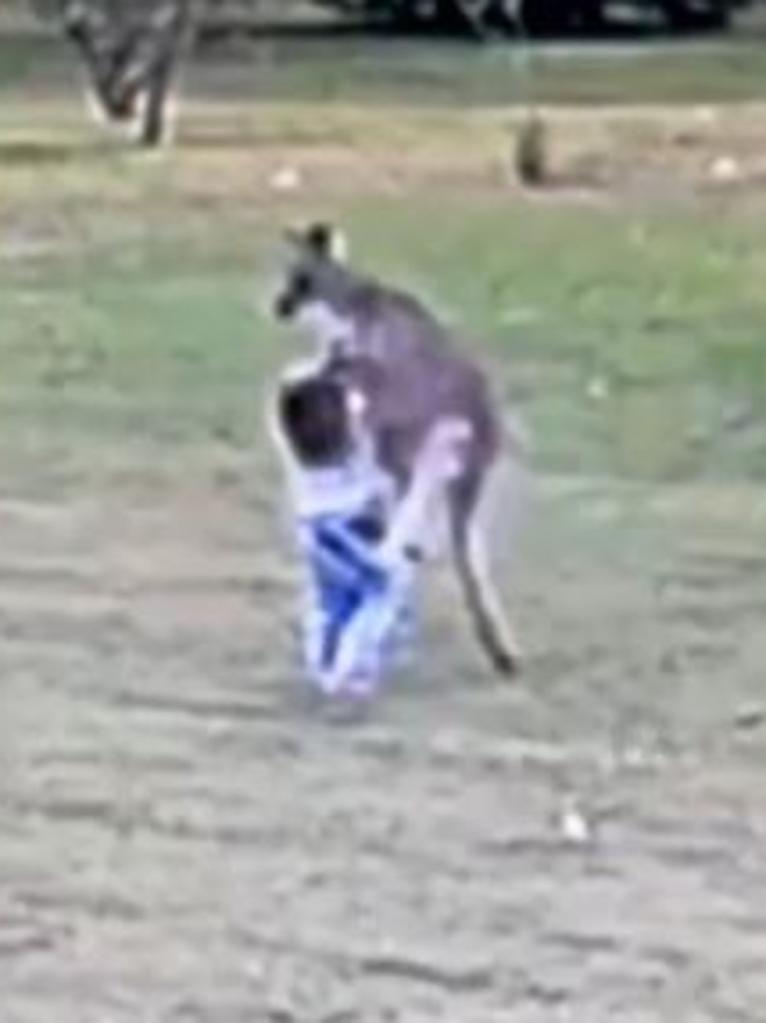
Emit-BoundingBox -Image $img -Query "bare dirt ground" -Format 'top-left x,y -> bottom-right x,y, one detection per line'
3,465 -> 766,1022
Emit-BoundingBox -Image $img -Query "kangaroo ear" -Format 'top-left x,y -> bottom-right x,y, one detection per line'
304,222 -> 349,263
304,223 -> 333,255
283,222 -> 349,262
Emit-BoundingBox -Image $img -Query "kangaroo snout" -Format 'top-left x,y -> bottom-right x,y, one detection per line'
274,288 -> 300,319
273,290 -> 297,321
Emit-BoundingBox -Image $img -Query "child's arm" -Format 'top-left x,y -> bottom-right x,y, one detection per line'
379,418 -> 472,567
323,418 -> 472,694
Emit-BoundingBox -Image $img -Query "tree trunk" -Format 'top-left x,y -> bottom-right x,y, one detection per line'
62,0 -> 192,147
139,0 -> 190,147
139,45 -> 174,146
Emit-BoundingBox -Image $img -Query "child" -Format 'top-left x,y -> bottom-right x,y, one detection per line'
272,365 -> 469,703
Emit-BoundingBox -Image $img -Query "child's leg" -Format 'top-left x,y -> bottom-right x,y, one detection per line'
302,584 -> 367,697
327,562 -> 415,695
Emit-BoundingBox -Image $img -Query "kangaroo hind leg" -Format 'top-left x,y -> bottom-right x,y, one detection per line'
448,476 -> 522,678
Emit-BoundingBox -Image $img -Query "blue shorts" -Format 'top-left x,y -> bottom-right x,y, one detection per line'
299,511 -> 415,695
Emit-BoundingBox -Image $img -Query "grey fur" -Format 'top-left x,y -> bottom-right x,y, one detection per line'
274,223 -> 521,676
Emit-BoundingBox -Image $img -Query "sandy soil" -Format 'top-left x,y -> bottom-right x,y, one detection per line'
2,465 -> 766,1023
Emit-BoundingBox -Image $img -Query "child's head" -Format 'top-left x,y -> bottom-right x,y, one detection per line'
278,371 -> 352,468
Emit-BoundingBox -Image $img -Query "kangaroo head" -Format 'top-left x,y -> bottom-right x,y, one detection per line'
273,222 -> 359,352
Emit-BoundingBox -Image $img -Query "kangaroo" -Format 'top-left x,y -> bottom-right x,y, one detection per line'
273,223 -> 522,677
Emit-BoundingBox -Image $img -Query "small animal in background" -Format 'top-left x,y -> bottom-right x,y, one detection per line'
271,363 -> 472,705
273,222 -> 523,677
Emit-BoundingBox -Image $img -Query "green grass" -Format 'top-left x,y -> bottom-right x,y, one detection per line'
213,35 -> 766,108
2,190 -> 765,495
351,197 -> 766,476
4,27 -> 766,109
0,31 -> 765,501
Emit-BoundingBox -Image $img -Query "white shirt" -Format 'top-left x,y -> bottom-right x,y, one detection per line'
286,437 -> 396,522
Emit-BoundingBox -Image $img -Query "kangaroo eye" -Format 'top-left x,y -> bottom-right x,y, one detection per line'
292,272 -> 313,299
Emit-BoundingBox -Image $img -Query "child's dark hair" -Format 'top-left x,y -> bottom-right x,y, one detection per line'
278,373 -> 351,467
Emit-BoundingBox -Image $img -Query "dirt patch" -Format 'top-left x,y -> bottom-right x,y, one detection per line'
166,101 -> 766,206
7,100 -> 766,222
2,474 -> 765,1022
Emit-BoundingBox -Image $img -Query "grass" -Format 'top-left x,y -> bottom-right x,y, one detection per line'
2,176 -> 766,494
1,32 -> 765,514
4,22 -> 766,110
222,35 -> 766,108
